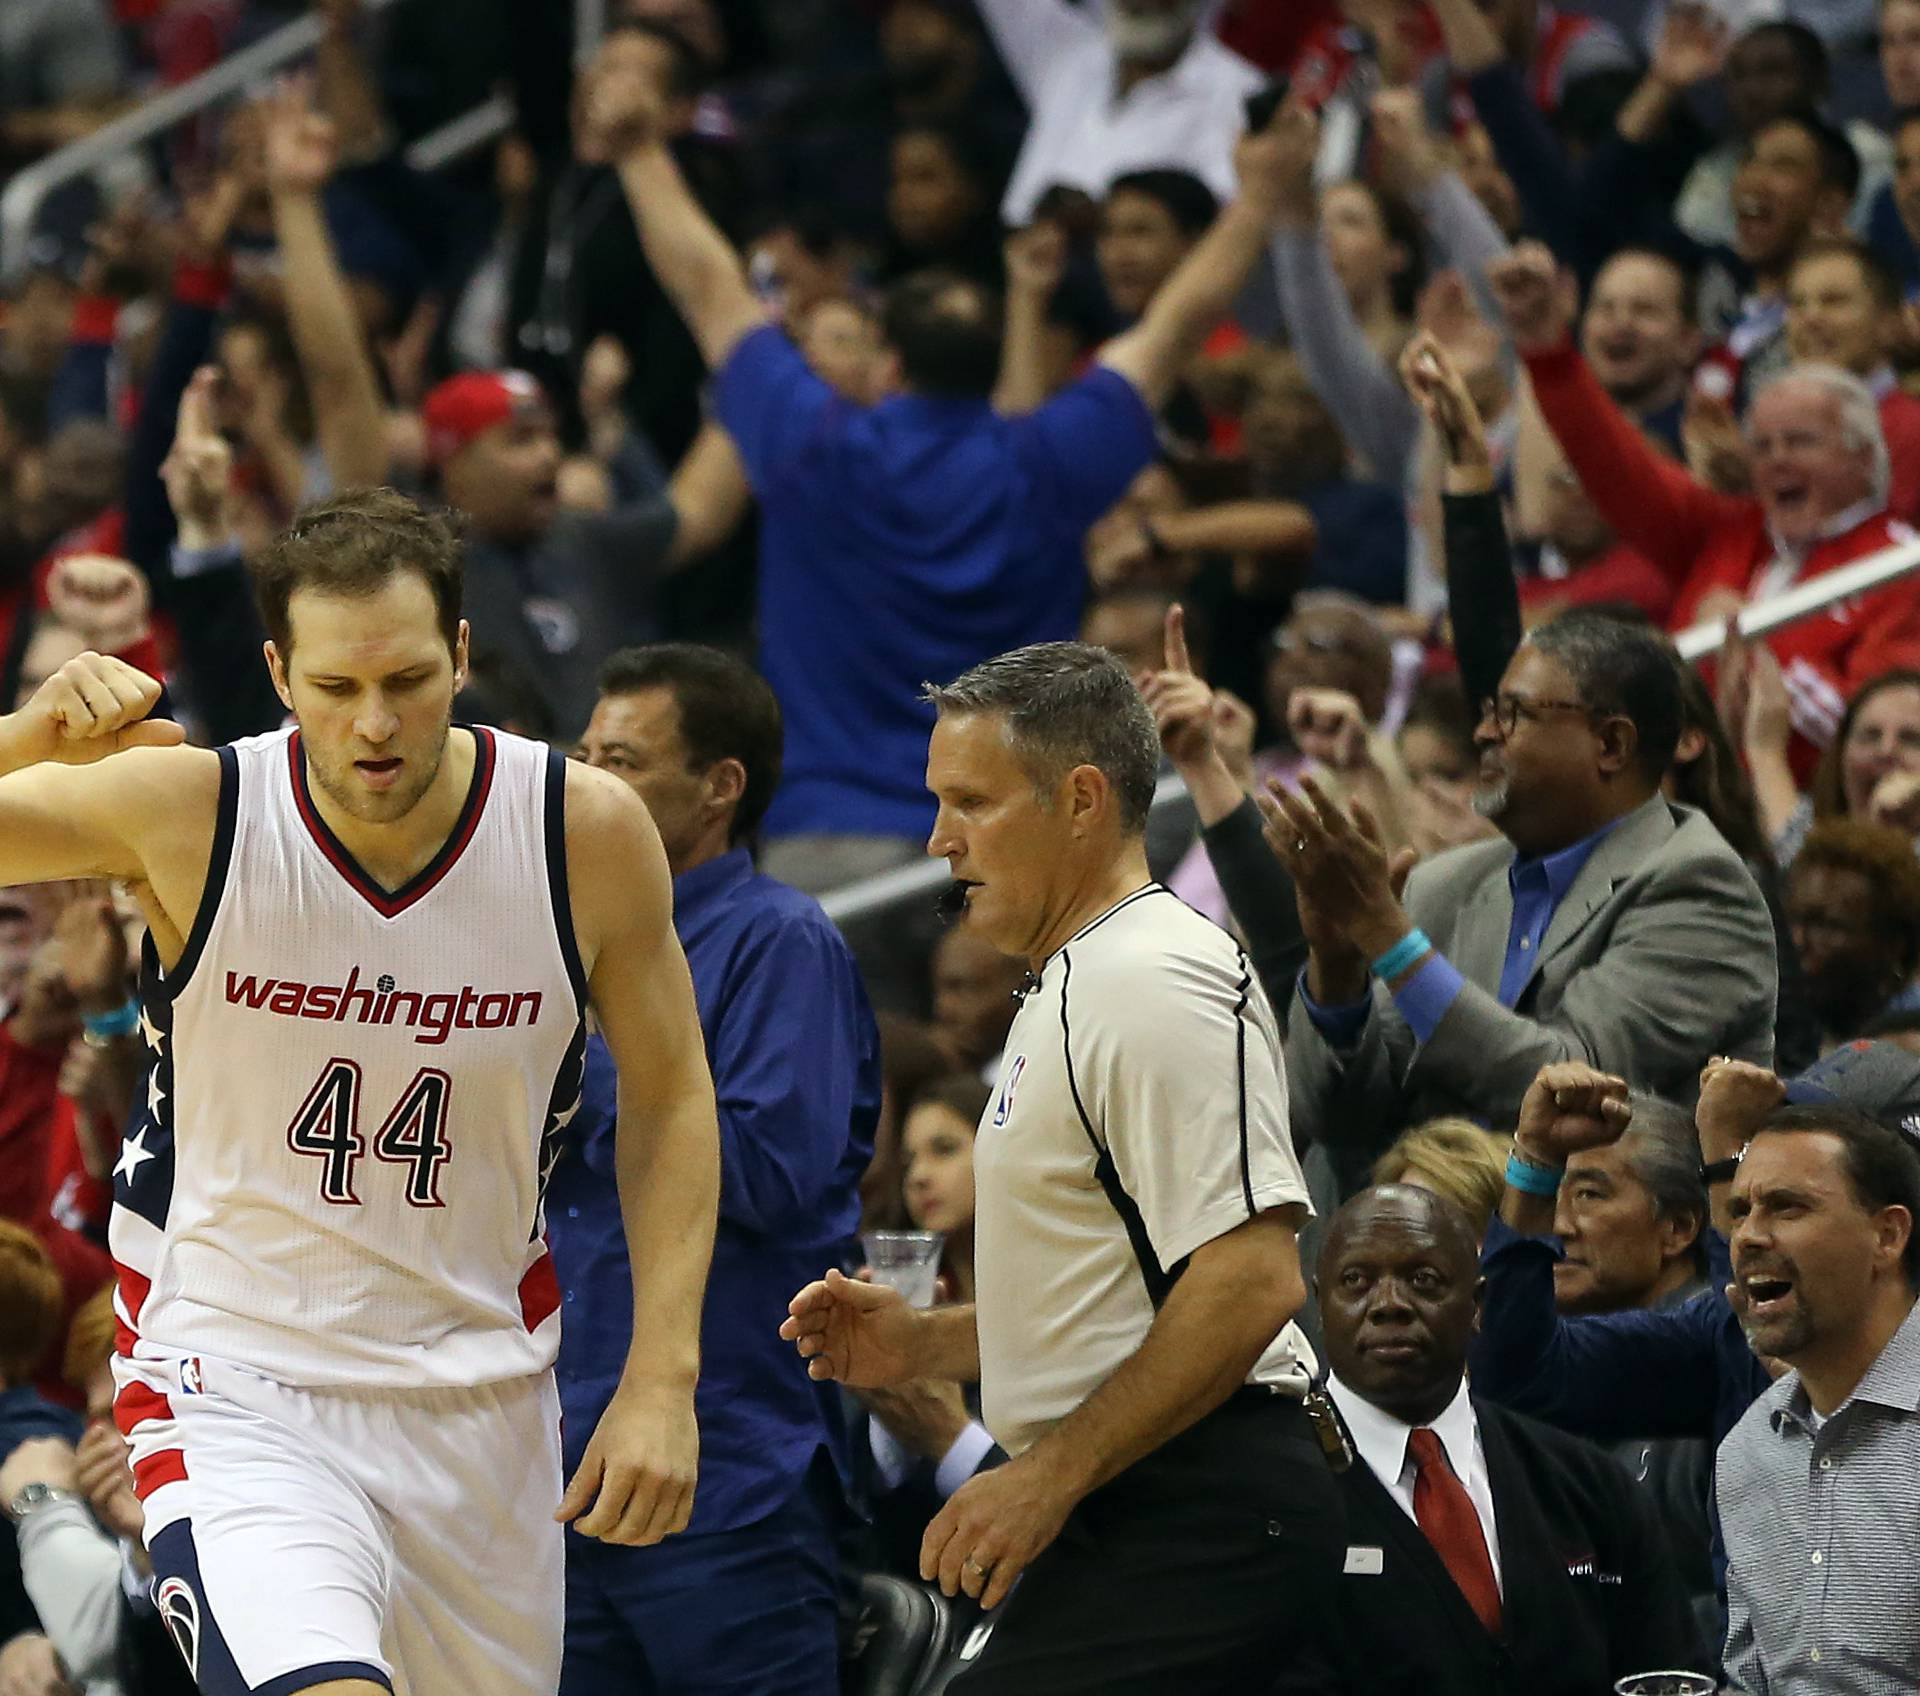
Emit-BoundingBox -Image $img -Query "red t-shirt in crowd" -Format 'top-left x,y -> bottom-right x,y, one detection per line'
0,1023 -> 64,1226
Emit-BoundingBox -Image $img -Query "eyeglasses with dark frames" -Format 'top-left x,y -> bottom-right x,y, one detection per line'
1478,692 -> 1597,739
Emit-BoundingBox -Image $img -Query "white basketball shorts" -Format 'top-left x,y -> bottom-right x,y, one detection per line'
113,1349 -> 563,1696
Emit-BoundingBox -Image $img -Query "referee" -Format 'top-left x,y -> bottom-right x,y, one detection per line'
782,643 -> 1349,1694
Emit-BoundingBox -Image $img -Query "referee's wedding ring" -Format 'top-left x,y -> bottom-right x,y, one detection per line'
964,1556 -> 992,1578
1293,837 -> 1308,853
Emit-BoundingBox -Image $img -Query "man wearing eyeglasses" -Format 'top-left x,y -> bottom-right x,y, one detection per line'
1273,608 -> 1778,1193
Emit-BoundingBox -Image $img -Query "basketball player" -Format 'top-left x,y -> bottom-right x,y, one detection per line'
0,488 -> 721,1696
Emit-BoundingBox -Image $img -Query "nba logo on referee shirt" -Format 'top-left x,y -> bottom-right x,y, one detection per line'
993,1056 -> 1025,1127
179,1357 -> 204,1395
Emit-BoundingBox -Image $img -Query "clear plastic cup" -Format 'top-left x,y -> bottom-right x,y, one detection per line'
860,1230 -> 945,1307
1614,1674 -> 1719,1695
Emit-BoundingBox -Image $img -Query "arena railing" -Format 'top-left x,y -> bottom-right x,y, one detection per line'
0,0 -> 608,282
817,537 -> 1920,926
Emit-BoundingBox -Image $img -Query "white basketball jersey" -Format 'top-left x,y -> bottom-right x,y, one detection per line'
110,726 -> 587,1390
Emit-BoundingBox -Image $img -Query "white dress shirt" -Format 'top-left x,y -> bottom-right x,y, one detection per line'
1326,1373 -> 1503,1594
974,0 -> 1263,223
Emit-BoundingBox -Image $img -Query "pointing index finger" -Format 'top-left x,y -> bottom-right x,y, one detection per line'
1163,603 -> 1191,676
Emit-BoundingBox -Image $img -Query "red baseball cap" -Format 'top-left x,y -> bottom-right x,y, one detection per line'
421,370 -> 549,467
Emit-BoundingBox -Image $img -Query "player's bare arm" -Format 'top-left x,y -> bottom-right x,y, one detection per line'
554,758 -> 721,1547
0,652 -> 220,962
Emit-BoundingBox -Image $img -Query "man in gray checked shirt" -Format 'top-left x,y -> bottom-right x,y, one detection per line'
1716,1101 -> 1920,1692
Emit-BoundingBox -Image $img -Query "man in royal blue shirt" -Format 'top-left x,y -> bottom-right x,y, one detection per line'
584,32 -> 1305,892
553,644 -> 880,1696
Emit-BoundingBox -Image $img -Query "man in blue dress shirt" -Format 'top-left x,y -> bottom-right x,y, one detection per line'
552,644 -> 881,1696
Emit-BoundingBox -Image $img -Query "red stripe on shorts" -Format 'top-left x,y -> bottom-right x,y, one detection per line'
520,1252 -> 560,1332
113,1380 -> 174,1440
132,1448 -> 188,1500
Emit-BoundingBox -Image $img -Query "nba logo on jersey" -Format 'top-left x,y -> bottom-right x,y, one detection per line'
993,1056 -> 1025,1127
179,1358 -> 204,1396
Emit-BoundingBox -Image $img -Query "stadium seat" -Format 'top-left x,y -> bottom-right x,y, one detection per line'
847,1572 -> 954,1696
911,1610 -> 996,1695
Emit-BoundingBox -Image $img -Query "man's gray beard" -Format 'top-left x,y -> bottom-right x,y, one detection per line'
1472,779 -> 1509,819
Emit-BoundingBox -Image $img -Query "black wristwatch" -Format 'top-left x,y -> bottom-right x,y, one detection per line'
1700,1155 -> 1742,1186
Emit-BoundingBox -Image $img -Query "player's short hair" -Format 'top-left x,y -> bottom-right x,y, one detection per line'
0,1221 -> 63,1387
598,643 -> 784,844
925,642 -> 1161,835
250,488 -> 464,659
63,1279 -> 117,1392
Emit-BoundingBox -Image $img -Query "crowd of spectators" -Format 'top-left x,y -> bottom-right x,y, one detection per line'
7,0 -> 1920,1691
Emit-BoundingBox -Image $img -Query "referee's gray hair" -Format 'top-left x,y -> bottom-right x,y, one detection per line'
1750,362 -> 1890,507
925,642 -> 1161,834
1620,1093 -> 1709,1276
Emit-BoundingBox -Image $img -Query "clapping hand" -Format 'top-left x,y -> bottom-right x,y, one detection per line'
1259,774 -> 1416,939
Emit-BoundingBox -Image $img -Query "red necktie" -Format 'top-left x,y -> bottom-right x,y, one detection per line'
1407,1427 -> 1502,1637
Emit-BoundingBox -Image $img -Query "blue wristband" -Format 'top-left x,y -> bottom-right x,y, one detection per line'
1369,929 -> 1432,982
82,997 -> 139,1041
1505,1150 -> 1564,1196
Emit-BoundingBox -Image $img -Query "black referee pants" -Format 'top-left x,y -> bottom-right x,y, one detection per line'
946,1389 -> 1350,1695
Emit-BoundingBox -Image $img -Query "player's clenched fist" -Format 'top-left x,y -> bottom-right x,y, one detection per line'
6,653 -> 184,768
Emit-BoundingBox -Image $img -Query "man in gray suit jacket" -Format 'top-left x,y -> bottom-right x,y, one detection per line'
1270,611 -> 1776,1195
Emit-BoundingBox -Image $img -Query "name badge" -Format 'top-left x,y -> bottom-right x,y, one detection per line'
1343,1545 -> 1384,1576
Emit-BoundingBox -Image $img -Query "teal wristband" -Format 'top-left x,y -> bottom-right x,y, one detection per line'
1505,1150 -> 1564,1196
82,998 -> 139,1041
1369,929 -> 1432,982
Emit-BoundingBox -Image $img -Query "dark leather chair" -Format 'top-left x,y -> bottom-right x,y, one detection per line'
910,1599 -> 999,1695
847,1572 -> 955,1696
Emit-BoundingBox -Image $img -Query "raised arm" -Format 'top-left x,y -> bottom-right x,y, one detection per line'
663,421 -> 751,570
262,79 -> 388,491
556,761 -> 720,1547
1098,105 -> 1293,412
1402,331 -> 1522,705
1489,243 -> 1742,577
0,655 -> 189,891
589,37 -> 763,374
969,0 -> 1093,106
1269,103 -> 1421,484
994,221 -> 1068,416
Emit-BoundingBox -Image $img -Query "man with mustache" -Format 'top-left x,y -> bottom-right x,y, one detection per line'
1716,1101 -> 1920,1690
1276,609 -> 1776,1187
1316,1184 -> 1707,1694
